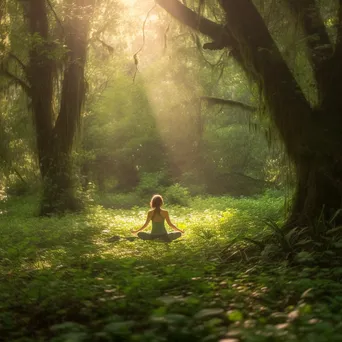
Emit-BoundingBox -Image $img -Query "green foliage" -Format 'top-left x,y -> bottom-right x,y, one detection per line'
1,0 -> 288,202
5,178 -> 31,196
94,192 -> 144,209
165,183 -> 191,206
179,172 -> 207,196
135,172 -> 168,197
1,193 -> 342,341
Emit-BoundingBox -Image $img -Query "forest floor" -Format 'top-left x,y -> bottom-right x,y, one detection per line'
1,193 -> 342,342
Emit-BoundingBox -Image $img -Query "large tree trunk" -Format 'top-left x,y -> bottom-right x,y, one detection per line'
40,149 -> 80,214
27,0 -> 92,215
291,154 -> 342,227
156,0 -> 342,229
289,107 -> 342,227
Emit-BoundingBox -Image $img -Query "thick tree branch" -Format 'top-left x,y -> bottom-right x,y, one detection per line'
8,53 -> 28,73
201,96 -> 256,112
1,53 -> 29,92
156,0 -> 237,52
0,68 -> 31,95
192,33 -> 226,67
219,0 -> 312,159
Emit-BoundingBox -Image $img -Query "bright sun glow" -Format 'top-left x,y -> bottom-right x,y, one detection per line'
116,0 -> 202,175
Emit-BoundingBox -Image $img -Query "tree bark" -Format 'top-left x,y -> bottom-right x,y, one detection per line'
219,0 -> 342,226
157,0 -> 342,228
26,0 -> 93,215
290,152 -> 342,227
27,0 -> 53,176
40,150 -> 81,215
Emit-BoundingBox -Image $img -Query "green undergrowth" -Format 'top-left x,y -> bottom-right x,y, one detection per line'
1,193 -> 342,341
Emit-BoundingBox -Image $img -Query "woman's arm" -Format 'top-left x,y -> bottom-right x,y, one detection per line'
131,212 -> 151,234
165,211 -> 184,233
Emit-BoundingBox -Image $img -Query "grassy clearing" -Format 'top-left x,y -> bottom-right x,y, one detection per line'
1,193 -> 342,341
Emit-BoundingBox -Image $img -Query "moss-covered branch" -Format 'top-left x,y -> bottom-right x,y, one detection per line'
156,0 -> 237,52
0,68 -> 31,95
219,0 -> 312,158
201,96 -> 256,112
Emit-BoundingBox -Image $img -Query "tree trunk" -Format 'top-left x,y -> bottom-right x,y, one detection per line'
40,149 -> 81,215
26,0 -> 92,215
156,0 -> 342,229
289,159 -> 342,228
289,110 -> 342,227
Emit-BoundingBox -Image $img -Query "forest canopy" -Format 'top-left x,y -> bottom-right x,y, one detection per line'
0,0 -> 287,209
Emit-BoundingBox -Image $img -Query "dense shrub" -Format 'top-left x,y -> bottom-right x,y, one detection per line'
5,175 -> 40,196
96,192 -> 144,209
135,172 -> 168,197
164,184 -> 190,206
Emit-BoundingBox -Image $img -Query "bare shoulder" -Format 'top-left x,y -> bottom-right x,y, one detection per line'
147,209 -> 154,217
160,208 -> 169,216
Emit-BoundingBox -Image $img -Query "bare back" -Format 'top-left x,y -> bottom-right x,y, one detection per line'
149,208 -> 167,222
148,208 -> 176,229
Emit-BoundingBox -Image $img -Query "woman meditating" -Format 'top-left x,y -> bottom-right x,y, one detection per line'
131,194 -> 184,242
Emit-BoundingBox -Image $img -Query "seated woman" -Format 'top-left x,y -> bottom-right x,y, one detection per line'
131,194 -> 184,242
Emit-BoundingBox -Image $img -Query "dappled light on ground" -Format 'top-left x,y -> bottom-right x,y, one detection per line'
2,194 -> 342,341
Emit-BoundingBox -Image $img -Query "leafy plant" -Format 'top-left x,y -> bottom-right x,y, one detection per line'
165,184 -> 190,206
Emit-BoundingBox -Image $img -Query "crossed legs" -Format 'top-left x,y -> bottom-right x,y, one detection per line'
137,232 -> 182,242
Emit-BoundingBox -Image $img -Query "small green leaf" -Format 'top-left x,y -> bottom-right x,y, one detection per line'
227,310 -> 243,322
